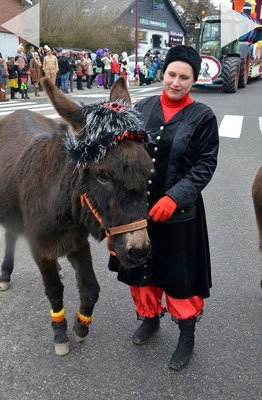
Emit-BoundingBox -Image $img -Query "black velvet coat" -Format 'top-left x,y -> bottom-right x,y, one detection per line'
108,95 -> 219,299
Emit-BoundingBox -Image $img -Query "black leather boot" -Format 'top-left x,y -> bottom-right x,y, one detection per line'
132,316 -> 160,345
169,316 -> 196,370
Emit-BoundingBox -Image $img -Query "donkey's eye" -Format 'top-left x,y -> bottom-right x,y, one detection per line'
96,173 -> 108,184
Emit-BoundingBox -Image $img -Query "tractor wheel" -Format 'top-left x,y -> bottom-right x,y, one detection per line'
238,55 -> 249,88
222,57 -> 240,93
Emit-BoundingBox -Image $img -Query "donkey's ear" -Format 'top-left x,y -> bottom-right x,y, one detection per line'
41,77 -> 84,137
110,76 -> 131,105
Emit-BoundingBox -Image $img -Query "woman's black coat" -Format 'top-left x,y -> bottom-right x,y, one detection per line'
109,95 -> 219,299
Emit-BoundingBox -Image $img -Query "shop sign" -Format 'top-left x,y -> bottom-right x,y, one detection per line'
139,17 -> 167,29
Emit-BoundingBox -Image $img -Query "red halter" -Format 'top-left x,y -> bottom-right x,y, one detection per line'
80,193 -> 148,256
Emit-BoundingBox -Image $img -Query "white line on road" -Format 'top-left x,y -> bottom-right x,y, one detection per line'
219,115 -> 243,138
70,94 -> 108,98
0,101 -> 36,108
0,105 -> 54,116
46,113 -> 60,119
259,117 -> 262,135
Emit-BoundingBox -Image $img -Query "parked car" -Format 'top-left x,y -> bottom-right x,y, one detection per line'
127,54 -> 144,79
147,47 -> 170,55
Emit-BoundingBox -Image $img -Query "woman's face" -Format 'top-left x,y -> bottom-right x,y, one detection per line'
163,61 -> 195,100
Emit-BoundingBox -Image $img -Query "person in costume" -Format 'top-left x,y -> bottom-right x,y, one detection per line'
108,45 -> 219,371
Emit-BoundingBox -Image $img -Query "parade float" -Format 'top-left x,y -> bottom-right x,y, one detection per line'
195,0 -> 262,92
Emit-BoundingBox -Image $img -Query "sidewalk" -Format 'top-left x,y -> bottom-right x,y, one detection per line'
24,79 -> 163,98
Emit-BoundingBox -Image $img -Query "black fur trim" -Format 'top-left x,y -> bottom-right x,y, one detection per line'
65,101 -> 151,165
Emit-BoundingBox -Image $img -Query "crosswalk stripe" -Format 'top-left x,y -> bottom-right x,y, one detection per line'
219,115 -> 243,138
0,101 -> 36,108
0,105 -> 54,116
46,113 -> 60,119
259,117 -> 262,135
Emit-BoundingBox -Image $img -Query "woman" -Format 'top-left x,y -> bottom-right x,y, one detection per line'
30,52 -> 42,97
7,56 -> 18,99
83,52 -> 93,89
109,45 -> 219,371
75,52 -> 84,90
101,51 -> 112,89
111,53 -> 120,83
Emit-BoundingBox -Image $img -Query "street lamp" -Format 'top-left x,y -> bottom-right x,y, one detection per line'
135,0 -> 138,68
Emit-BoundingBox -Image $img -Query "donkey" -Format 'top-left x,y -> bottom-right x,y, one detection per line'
0,76 -> 154,355
252,168 -> 262,289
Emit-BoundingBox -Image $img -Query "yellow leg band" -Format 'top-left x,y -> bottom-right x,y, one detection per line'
77,311 -> 94,326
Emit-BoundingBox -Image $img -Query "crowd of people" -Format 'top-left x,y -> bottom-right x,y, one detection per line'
0,44 -> 166,102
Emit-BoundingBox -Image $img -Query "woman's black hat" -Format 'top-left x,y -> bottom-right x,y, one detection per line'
163,45 -> 202,81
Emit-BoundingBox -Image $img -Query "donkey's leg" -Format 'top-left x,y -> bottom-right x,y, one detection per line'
36,258 -> 69,356
67,241 -> 100,342
0,231 -> 18,291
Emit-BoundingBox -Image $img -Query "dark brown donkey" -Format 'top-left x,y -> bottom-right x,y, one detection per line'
0,76 -> 153,355
252,168 -> 262,289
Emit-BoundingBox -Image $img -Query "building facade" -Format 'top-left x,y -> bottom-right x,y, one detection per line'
0,0 -> 22,59
120,0 -> 186,54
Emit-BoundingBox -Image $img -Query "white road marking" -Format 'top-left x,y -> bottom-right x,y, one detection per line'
259,117 -> 262,135
219,115 -> 243,138
46,113 -> 60,119
0,105 -> 54,116
0,101 -> 36,108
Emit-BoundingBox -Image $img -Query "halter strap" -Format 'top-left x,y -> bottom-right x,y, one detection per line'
80,193 -> 148,257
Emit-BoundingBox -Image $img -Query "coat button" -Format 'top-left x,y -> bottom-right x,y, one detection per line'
150,169 -> 154,174
154,147 -> 158,152
156,136 -> 161,140
181,210 -> 185,213
148,180 -> 152,184
147,203 -> 149,206
147,191 -> 151,195
160,126 -> 164,130
152,158 -> 156,163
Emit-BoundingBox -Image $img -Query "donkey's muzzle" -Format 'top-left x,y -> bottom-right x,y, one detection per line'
125,243 -> 151,266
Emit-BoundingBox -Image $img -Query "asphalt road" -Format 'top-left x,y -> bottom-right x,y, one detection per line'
0,79 -> 262,400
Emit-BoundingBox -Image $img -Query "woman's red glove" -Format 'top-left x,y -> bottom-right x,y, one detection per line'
149,196 -> 177,222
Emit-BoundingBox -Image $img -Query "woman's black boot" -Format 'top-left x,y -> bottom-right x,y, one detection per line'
132,316 -> 160,345
169,316 -> 196,370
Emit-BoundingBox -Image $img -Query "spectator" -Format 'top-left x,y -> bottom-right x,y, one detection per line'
120,52 -> 131,88
67,51 -> 75,93
0,57 -> 9,102
111,54 -> 120,83
16,54 -> 30,99
155,50 -> 162,82
15,44 -> 28,92
75,52 -> 84,90
144,51 -> 151,69
7,56 -> 18,99
84,52 -> 93,89
43,47 -> 59,84
58,49 -> 70,94
101,51 -> 112,89
30,52 -> 42,97
95,48 -> 104,88
139,65 -> 153,86
26,46 -> 34,65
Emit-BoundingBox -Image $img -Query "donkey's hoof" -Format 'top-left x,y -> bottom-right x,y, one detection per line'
73,327 -> 86,343
0,281 -> 10,291
55,341 -> 70,356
